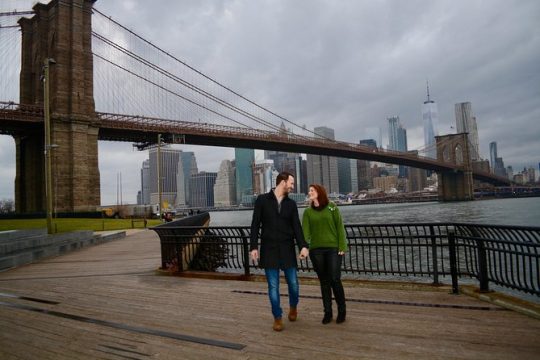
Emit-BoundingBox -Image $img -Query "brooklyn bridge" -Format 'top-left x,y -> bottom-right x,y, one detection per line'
0,0 -> 510,214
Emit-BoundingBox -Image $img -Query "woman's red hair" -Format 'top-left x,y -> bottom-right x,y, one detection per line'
309,184 -> 329,209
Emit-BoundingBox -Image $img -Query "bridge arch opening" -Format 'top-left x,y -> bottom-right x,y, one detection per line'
455,144 -> 464,165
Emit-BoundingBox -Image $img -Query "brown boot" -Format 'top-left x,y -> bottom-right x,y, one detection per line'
288,307 -> 298,322
273,317 -> 283,331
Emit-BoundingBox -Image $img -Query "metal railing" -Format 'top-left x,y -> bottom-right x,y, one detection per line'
152,219 -> 540,297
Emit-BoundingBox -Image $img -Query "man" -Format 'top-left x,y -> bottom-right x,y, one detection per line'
250,171 -> 309,331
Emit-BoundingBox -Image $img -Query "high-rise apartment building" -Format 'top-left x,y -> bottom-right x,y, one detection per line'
265,150 -> 304,192
190,171 -> 217,208
407,151 -> 427,192
149,147 -> 181,209
306,126 -> 339,194
338,158 -> 358,194
357,139 -> 377,190
253,160 -> 275,195
213,160 -> 236,207
176,152 -> 198,208
235,148 -> 255,205
422,83 -> 439,159
455,102 -> 480,160
140,159 -> 150,205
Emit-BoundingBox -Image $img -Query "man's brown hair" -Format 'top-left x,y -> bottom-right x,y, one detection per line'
276,171 -> 294,187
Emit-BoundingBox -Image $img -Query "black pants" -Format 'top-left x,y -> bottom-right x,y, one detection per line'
310,247 -> 346,314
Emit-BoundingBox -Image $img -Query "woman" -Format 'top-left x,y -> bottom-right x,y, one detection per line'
302,184 -> 347,324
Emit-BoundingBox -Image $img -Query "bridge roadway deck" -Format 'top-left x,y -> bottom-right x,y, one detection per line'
0,230 -> 538,359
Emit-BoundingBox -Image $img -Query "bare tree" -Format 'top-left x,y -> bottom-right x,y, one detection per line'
0,199 -> 15,214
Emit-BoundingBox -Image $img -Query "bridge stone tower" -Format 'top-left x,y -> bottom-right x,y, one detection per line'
16,0 -> 100,213
436,133 -> 474,201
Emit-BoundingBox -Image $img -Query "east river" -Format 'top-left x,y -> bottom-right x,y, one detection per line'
209,197 -> 540,227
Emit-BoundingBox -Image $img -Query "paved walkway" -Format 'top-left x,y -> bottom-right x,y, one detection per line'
0,229 -> 539,359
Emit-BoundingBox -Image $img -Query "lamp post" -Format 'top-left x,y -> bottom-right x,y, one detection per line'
43,58 -> 56,234
157,133 -> 163,221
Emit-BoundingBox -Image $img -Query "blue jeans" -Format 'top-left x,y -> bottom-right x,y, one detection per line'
264,267 -> 299,319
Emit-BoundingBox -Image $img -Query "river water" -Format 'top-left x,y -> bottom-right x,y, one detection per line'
209,197 -> 540,227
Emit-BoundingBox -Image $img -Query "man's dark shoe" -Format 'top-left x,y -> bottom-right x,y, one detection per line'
288,307 -> 297,321
322,312 -> 332,324
273,317 -> 283,331
336,311 -> 346,324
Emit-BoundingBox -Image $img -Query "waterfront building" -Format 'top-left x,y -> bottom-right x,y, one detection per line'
140,159 -> 150,205
149,147 -> 181,209
387,116 -> 408,177
357,139 -> 377,190
176,152 -> 198,208
253,160 -> 275,195
190,171 -> 217,208
373,175 -> 398,193
494,158 -> 506,178
527,167 -> 536,184
307,126 -> 339,193
507,166 -> 514,180
422,83 -> 439,159
338,158 -> 358,194
265,150 -> 304,192
407,151 -> 428,192
235,148 -> 255,205
213,160 -> 236,208
455,102 -> 480,161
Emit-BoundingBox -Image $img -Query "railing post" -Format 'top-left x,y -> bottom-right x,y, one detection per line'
430,225 -> 439,285
477,240 -> 490,293
469,227 -> 489,293
240,228 -> 250,277
448,230 -> 459,294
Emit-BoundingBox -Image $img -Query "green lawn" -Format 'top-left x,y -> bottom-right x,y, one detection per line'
0,218 -> 163,233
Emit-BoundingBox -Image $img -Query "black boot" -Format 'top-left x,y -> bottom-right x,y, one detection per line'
336,310 -> 346,324
322,312 -> 333,324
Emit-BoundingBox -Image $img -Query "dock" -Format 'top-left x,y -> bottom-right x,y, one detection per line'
0,229 -> 539,359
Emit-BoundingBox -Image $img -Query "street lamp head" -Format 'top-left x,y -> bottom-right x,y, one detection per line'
48,58 -> 57,64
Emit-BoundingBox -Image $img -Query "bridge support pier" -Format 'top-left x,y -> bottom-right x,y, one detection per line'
436,133 -> 474,201
15,0 -> 100,214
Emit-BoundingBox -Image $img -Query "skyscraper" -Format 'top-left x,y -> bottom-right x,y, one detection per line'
235,148 -> 255,205
422,82 -> 439,159
455,102 -> 480,161
489,141 -> 498,173
357,139 -> 377,190
176,152 -> 198,208
213,160 -> 236,207
387,116 -> 408,152
140,159 -> 150,205
387,116 -> 408,177
306,126 -> 339,194
190,171 -> 217,208
337,158 -> 358,194
149,147 -> 181,209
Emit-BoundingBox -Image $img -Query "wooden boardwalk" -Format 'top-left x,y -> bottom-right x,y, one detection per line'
0,229 -> 539,360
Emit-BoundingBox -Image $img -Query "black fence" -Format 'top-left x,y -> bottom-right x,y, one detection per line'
152,217 -> 540,297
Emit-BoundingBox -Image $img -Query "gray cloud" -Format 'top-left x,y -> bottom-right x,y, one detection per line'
1,0 -> 539,204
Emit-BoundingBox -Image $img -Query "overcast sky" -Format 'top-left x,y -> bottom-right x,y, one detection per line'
1,0 -> 539,205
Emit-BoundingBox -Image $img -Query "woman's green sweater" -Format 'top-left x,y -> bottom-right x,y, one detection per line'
302,202 -> 348,252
